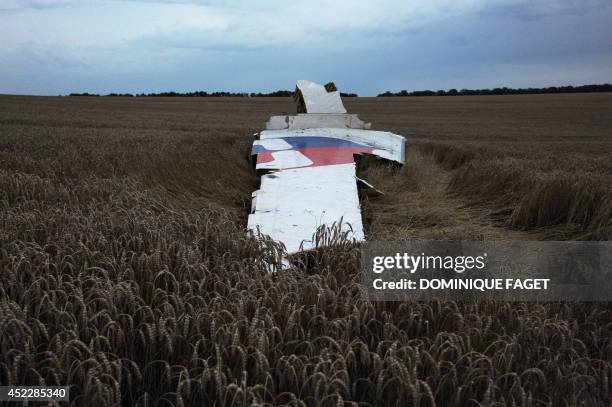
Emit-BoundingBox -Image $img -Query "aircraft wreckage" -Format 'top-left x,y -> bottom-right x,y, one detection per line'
248,80 -> 406,254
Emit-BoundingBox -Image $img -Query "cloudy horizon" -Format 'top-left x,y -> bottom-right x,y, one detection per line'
1,0 -> 611,96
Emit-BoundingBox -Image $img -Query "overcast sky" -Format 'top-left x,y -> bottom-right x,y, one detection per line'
1,0 -> 611,95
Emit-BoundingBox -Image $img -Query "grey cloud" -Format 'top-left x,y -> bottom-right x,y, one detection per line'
0,44 -> 88,74
0,0 -> 82,11
478,0 -> 611,21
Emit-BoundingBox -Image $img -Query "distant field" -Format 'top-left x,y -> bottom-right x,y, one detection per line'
1,94 -> 611,406
2,93 -> 610,238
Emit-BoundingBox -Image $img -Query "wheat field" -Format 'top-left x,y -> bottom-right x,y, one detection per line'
1,94 -> 611,406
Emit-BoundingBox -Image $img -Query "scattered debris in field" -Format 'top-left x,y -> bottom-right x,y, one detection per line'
249,80 -> 406,254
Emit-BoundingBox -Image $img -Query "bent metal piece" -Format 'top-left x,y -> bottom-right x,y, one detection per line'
265,114 -> 371,131
248,80 -> 406,254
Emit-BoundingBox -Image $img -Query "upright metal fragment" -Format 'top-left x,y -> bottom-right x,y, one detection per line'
293,80 -> 347,114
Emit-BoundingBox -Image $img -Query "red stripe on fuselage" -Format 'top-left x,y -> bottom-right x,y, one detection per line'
297,147 -> 374,167
256,146 -> 374,169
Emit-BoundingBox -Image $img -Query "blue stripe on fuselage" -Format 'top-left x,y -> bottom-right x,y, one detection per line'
252,136 -> 368,154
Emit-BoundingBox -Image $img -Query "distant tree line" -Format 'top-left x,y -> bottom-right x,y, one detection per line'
68,90 -> 360,98
69,84 -> 612,98
68,92 -> 103,97
68,89 -> 359,98
377,84 -> 612,97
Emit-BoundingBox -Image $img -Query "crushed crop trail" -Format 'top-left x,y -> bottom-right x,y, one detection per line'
360,149 -> 538,241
